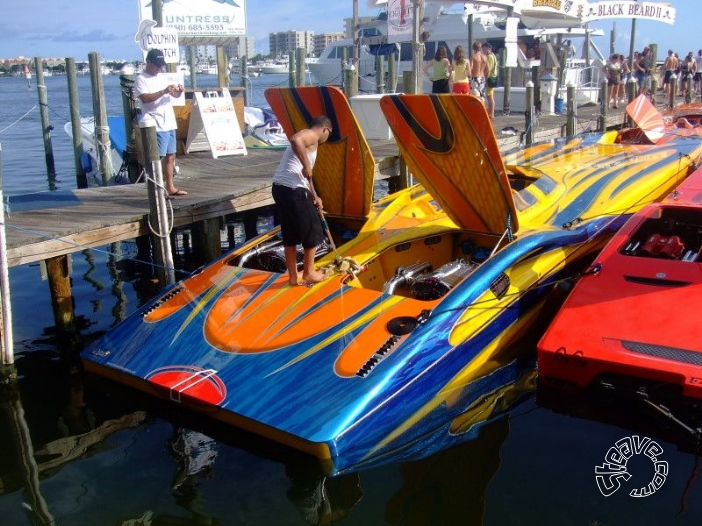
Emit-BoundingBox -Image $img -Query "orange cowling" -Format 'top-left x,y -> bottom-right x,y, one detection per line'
203,274 -> 389,354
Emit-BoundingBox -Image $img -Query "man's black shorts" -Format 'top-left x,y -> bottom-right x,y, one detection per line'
272,183 -> 323,249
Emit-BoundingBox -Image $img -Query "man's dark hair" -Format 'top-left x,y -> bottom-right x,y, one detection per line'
311,115 -> 332,129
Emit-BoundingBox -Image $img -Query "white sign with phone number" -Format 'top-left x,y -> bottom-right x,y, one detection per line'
137,0 -> 246,38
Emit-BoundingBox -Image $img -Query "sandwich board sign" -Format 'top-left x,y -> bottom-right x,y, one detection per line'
185,90 -> 247,158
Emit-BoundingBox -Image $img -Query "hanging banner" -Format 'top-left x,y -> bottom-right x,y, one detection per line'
387,0 -> 414,43
581,1 -> 676,24
136,0 -> 246,39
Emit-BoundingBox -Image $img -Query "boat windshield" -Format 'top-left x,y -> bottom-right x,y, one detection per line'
325,44 -> 356,60
513,173 -> 558,211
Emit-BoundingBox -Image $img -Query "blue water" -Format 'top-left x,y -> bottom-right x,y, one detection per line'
0,74 -> 701,525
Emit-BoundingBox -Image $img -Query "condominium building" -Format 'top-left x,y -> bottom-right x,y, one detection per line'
225,36 -> 256,60
269,30 -> 315,57
313,33 -> 345,58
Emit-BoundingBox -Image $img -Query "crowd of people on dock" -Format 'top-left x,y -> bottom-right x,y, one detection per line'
602,47 -> 702,107
422,41 -> 499,118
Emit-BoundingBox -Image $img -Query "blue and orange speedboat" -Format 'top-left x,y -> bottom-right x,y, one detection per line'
82,88 -> 702,474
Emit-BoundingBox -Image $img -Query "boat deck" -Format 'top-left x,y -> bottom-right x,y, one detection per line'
3,107 -> 627,267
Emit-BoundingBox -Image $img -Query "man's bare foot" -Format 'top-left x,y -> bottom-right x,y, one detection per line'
287,271 -> 303,286
302,270 -> 327,283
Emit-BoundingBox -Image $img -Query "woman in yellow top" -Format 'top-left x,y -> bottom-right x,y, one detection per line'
423,46 -> 452,93
451,45 -> 471,94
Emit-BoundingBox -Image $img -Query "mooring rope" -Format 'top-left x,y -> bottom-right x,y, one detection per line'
0,106 -> 38,134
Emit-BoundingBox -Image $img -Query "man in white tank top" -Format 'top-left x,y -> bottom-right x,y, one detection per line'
272,115 -> 333,285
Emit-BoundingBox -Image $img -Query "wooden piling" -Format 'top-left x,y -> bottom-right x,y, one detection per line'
192,218 -> 222,266
66,58 -> 87,189
341,47 -> 348,91
375,55 -> 385,94
139,117 -> 176,285
295,47 -> 306,87
88,52 -> 111,186
397,158 -> 411,191
532,65 -> 541,113
598,81 -> 608,132
388,53 -> 397,93
45,255 -> 76,336
502,66 -> 512,116
240,56 -> 250,107
566,85 -> 576,137
402,70 -> 413,94
0,145 -> 15,368
217,45 -> 229,88
344,67 -> 358,98
188,46 -> 197,89
33,57 -> 56,179
119,71 -> 140,183
669,74 -> 677,109
289,53 -> 296,88
525,83 -> 535,145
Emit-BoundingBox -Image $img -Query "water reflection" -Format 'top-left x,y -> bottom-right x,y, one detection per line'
385,416 -> 509,526
287,472 -> 362,525
0,362 -> 148,525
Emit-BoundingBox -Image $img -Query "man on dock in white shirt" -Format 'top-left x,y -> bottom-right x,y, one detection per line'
134,48 -> 187,197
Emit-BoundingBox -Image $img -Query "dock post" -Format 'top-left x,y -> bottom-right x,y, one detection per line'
66,58 -> 87,189
397,158 -> 411,190
139,116 -> 176,285
532,65 -> 541,113
598,80 -> 608,132
388,53 -> 397,92
88,52 -> 111,186
45,255 -> 78,344
566,84 -> 576,137
217,45 -> 229,88
341,47 -> 348,91
344,66 -> 358,98
668,73 -> 677,109
627,76 -> 637,105
402,70 -> 413,94
296,47 -> 306,87
625,77 -> 637,127
375,56 -> 385,94
240,56 -> 250,107
119,70 -> 140,184
289,53 -> 296,88
502,57 -> 512,116
0,145 -> 15,370
33,57 -> 56,180
525,82 -> 534,145
650,77 -> 658,106
188,46 -> 197,89
193,219 -> 222,266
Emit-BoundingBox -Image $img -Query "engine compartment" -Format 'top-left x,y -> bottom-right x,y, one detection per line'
233,228 -> 503,301
621,207 -> 702,262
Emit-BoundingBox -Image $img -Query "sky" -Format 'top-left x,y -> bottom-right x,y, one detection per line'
0,0 -> 697,61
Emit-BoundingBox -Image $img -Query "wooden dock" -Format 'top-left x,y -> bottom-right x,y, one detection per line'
4,107 -> 629,268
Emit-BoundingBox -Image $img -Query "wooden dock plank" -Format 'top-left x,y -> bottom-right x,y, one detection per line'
3,110 -> 629,268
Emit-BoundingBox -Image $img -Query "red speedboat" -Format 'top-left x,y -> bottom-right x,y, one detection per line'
538,164 -> 702,400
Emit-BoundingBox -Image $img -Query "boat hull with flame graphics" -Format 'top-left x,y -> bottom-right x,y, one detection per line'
82,88 -> 702,474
